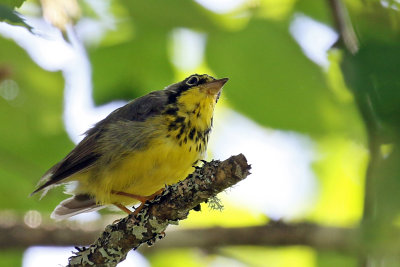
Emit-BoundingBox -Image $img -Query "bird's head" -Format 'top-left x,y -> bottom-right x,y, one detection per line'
166,74 -> 228,113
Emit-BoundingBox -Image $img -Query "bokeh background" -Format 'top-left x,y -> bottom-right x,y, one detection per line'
1,0 -> 400,266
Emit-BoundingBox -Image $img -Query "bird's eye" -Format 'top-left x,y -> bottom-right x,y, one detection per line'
186,76 -> 199,86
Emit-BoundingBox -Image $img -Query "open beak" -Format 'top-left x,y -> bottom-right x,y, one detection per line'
201,78 -> 229,95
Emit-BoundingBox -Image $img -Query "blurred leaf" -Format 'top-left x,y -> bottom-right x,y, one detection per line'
0,4 -> 32,31
258,0 -> 298,21
124,0 -> 219,31
359,145 -> 400,255
294,0 -> 333,25
375,143 -> 400,222
325,49 -> 366,142
0,0 -> 25,8
342,43 -> 400,140
90,29 -> 174,104
317,251 -> 357,267
347,1 -> 400,43
207,18 -> 361,137
180,201 -> 267,228
148,249 -> 205,267
326,50 -> 354,103
222,246 -> 316,267
150,246 -> 316,267
0,35 -> 68,213
0,250 -> 22,266
310,137 -> 368,226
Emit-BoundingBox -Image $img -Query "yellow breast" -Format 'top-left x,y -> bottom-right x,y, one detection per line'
101,133 -> 204,205
77,119 -> 211,205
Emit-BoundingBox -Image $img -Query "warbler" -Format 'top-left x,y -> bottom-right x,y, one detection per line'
31,74 -> 228,219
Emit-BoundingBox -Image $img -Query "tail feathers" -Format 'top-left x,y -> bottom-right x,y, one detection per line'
30,171 -> 55,198
51,194 -> 104,220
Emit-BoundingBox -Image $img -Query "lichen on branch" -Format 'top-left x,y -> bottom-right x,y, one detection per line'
67,154 -> 251,267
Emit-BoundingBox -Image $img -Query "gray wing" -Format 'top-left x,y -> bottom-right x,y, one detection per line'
31,90 -> 168,195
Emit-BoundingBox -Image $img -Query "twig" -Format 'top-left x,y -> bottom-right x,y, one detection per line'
328,0 -> 359,54
67,154 -> 251,267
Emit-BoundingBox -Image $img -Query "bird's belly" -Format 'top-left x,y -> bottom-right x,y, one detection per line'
83,137 -> 203,205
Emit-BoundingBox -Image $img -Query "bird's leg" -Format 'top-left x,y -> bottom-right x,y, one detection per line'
111,188 -> 165,216
111,190 -> 148,202
114,203 -> 132,214
142,188 -> 164,200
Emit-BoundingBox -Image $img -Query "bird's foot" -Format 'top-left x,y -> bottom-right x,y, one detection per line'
112,188 -> 165,221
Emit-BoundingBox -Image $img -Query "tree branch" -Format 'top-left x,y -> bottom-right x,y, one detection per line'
139,222 -> 358,255
0,221 -> 361,254
0,222 -> 99,249
67,154 -> 251,267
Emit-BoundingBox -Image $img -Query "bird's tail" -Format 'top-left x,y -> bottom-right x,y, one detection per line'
51,194 -> 104,220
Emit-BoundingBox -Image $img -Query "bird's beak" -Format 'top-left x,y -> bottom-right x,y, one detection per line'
201,78 -> 229,95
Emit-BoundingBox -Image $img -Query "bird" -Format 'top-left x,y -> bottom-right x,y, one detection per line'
31,74 -> 228,220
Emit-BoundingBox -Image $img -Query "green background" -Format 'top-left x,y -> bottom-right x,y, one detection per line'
1,0 -> 400,266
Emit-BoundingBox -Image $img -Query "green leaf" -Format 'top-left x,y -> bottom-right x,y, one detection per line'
309,137 -> 367,226
294,0 -> 333,25
0,35 -> 67,213
0,4 -> 32,31
342,43 -> 400,139
90,29 -> 174,104
348,1 -> 400,44
0,0 -> 25,9
0,250 -> 23,267
148,249 -> 205,267
207,18 -> 359,136
374,142 -> 400,222
180,202 -> 267,228
221,246 -> 316,267
124,0 -> 219,31
317,251 -> 357,267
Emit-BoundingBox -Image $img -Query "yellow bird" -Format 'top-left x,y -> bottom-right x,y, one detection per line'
31,74 -> 228,219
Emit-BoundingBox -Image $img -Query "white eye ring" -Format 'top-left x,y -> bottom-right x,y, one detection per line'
186,76 -> 199,86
